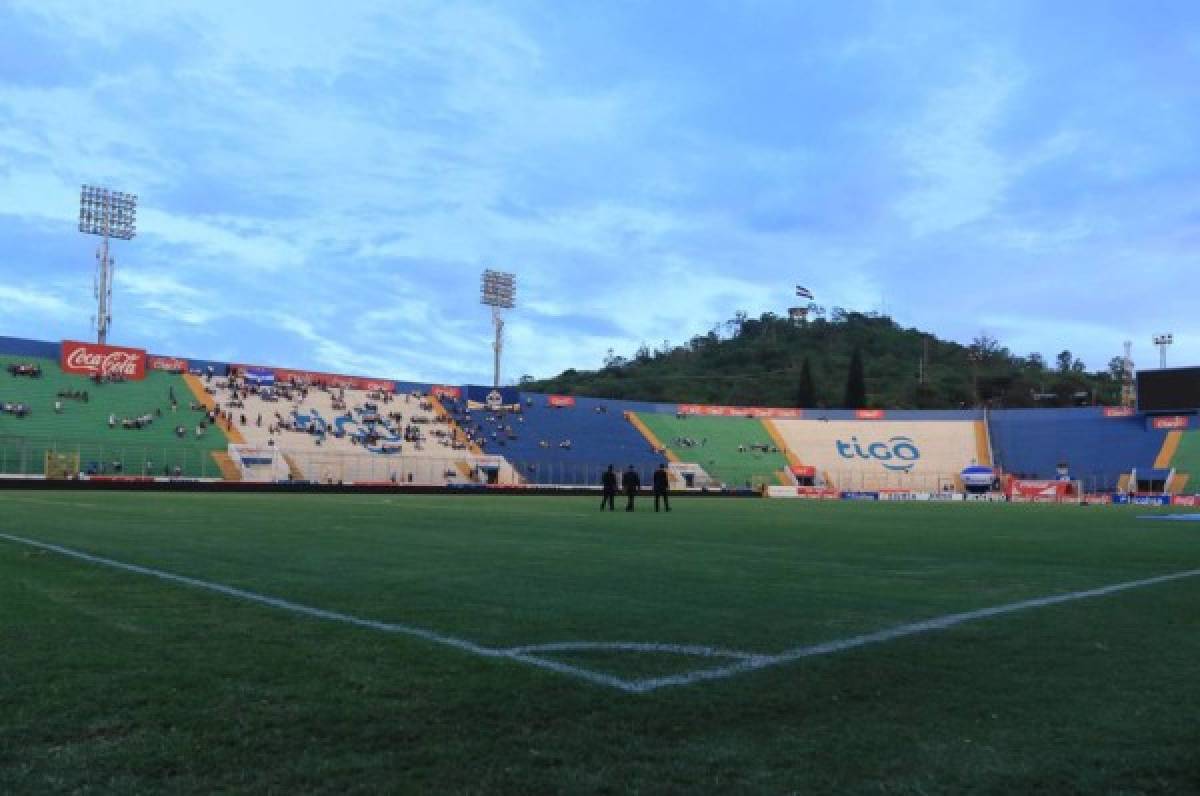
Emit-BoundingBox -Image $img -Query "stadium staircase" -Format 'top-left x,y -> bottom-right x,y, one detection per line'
0,355 -> 231,478
1152,427 -> 1199,493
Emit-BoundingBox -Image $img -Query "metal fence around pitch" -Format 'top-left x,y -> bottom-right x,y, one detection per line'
0,436 -> 225,479
0,436 -> 1132,494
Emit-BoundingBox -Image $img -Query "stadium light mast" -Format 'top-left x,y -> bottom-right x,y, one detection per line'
1153,333 -> 1173,369
480,269 -> 516,387
79,185 -> 138,344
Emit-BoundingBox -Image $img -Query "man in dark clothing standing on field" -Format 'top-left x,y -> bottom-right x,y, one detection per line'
600,465 -> 618,511
653,463 -> 671,512
621,465 -> 640,511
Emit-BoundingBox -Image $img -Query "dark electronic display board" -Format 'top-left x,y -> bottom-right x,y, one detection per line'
1137,367 -> 1200,412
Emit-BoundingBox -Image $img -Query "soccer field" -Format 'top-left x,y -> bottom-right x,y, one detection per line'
2,491 -> 1198,793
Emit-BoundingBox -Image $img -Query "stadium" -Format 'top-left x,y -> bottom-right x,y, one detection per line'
4,4 -> 1200,794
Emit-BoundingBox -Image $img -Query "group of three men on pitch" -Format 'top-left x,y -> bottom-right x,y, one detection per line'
600,463 -> 670,512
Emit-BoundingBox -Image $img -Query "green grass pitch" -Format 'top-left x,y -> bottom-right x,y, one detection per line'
1,491 -> 1198,793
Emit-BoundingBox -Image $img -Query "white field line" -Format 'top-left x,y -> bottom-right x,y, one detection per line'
4,531 -> 1198,695
505,641 -> 763,661
0,532 -> 638,693
628,567 -> 1200,693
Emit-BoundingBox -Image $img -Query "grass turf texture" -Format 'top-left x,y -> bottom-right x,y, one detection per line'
0,356 -> 229,477
1,492 -> 1198,793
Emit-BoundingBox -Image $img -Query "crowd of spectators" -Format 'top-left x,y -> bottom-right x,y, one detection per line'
6,362 -> 41,378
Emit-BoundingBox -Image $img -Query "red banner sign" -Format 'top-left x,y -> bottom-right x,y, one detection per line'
61,340 -> 146,380
789,464 -> 816,478
148,356 -> 188,373
1007,479 -> 1070,503
432,385 -> 461,399
547,395 -> 576,408
233,365 -> 396,393
795,486 -> 840,499
677,404 -> 803,418
1103,406 -> 1135,417
1172,495 -> 1198,507
1151,416 -> 1190,430
855,409 -> 885,420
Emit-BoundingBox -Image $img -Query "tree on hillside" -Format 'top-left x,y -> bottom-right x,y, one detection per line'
796,357 -> 816,408
843,347 -> 867,408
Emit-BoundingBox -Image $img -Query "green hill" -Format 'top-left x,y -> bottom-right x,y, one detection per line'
527,311 -> 1122,410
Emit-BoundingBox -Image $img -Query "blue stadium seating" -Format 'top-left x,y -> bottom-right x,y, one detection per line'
988,408 -> 1167,490
449,393 -> 668,485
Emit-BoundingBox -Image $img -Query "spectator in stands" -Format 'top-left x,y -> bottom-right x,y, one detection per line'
653,464 -> 671,512
622,465 -> 641,511
600,465 -> 618,511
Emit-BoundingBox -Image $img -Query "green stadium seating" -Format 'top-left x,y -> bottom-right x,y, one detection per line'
0,355 -> 230,477
635,413 -> 789,487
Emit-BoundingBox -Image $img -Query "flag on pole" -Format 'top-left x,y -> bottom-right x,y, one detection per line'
795,285 -> 813,300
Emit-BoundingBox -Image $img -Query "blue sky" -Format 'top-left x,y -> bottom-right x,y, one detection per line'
1,0 -> 1198,384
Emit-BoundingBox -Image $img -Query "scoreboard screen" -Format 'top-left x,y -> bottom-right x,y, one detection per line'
1137,367 -> 1200,412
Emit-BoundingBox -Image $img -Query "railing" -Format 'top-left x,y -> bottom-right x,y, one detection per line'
0,436 -> 1140,494
0,436 -> 225,479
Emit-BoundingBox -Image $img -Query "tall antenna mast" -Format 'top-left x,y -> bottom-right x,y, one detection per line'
1120,340 -> 1135,408
79,185 -> 138,344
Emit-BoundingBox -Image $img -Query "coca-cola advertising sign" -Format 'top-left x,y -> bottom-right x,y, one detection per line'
547,395 -> 576,408
149,356 -> 188,373
61,340 -> 146,380
1151,415 -> 1190,430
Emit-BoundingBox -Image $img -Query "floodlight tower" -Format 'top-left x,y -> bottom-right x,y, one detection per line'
79,185 -> 138,344
480,269 -> 516,387
1153,333 -> 1174,369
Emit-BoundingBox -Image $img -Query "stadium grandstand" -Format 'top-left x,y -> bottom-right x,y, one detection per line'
2,333 -> 1198,503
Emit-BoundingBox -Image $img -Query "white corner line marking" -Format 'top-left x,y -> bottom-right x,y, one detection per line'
626,567 -> 1200,693
0,532 -> 637,693
4,532 -> 1197,695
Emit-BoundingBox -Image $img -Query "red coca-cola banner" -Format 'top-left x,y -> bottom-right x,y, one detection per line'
677,404 -> 803,418
547,395 -> 576,408
1151,415 -> 1190,430
855,409 -> 885,419
789,464 -> 816,477
432,385 -> 461,399
148,356 -> 188,373
1172,495 -> 1198,507
1103,406 -> 1135,417
1007,479 -> 1070,503
61,340 -> 146,380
